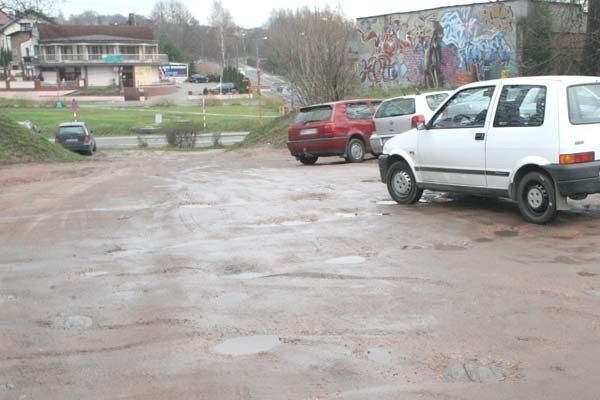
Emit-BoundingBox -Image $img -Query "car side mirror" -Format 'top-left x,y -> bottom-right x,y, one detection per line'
416,122 -> 426,131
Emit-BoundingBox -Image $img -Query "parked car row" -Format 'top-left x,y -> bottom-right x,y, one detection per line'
287,91 -> 450,165
288,76 -> 600,224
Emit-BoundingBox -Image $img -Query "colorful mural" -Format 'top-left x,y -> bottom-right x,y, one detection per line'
356,3 -> 518,88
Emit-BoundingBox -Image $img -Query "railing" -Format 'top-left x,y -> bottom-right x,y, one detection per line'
34,54 -> 169,64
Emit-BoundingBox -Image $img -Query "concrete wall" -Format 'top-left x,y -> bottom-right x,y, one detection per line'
356,0 -> 527,89
87,66 -> 117,87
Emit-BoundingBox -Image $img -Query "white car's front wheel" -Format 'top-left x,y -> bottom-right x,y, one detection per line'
386,161 -> 423,204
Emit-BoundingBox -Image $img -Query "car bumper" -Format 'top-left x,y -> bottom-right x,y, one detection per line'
545,161 -> 600,196
378,154 -> 390,183
370,134 -> 394,156
60,142 -> 93,152
288,137 -> 347,157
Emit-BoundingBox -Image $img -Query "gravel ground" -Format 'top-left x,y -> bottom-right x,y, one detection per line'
1,148 -> 600,399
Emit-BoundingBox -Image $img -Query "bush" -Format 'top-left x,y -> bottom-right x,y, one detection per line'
162,121 -> 204,148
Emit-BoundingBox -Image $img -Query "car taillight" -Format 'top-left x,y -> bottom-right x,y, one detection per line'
559,152 -> 595,164
411,115 -> 426,129
322,123 -> 336,135
83,135 -> 90,143
54,136 -> 60,144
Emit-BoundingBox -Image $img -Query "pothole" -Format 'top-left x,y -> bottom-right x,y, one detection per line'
367,347 -> 392,363
325,256 -> 366,265
446,359 -> 510,382
62,315 -> 94,330
213,335 -> 281,356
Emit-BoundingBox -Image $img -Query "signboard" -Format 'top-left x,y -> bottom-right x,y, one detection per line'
159,64 -> 188,79
102,54 -> 124,63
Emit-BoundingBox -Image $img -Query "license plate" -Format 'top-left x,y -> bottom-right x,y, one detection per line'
66,138 -> 78,143
300,128 -> 317,135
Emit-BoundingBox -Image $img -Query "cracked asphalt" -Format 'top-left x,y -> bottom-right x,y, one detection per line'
1,148 -> 600,399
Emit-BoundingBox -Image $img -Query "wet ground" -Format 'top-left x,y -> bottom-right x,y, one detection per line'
1,149 -> 600,399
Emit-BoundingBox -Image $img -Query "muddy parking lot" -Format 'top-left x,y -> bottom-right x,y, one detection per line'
1,149 -> 600,399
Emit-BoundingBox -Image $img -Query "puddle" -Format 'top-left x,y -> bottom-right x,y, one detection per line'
325,256 -> 366,265
213,335 -> 281,356
584,289 -> 600,297
578,272 -> 600,277
367,348 -> 392,363
219,292 -> 250,306
226,272 -> 267,280
62,315 -> 93,330
80,271 -> 110,279
0,294 -> 17,304
434,243 -> 467,251
495,230 -> 519,238
334,213 -> 358,219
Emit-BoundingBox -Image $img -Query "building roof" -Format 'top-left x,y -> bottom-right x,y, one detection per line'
38,24 -> 155,42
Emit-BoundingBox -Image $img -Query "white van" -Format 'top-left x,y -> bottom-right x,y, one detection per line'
378,76 -> 600,224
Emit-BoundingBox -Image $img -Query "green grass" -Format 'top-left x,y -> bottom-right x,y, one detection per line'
0,103 -> 281,138
0,114 -> 82,164
232,112 -> 296,149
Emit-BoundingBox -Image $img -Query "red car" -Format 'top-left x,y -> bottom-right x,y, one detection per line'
287,99 -> 382,165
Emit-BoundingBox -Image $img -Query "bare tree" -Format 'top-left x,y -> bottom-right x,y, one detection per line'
209,0 -> 234,67
151,0 -> 203,61
268,7 -> 358,106
0,0 -> 57,15
584,0 -> 600,75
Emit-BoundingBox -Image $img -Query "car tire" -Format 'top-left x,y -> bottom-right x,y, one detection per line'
93,142 -> 97,152
298,154 -> 318,165
517,171 -> 557,224
386,161 -> 423,204
345,138 -> 365,163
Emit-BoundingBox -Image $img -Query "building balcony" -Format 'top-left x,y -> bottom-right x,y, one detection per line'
32,53 -> 169,65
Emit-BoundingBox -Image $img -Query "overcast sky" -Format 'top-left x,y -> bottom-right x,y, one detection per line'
58,0 -> 492,27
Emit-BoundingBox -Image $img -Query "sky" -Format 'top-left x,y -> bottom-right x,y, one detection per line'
57,0 -> 492,28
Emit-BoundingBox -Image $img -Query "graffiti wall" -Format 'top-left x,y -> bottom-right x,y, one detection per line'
356,2 -> 523,88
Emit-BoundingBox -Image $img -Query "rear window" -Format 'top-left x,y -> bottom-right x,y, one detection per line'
426,93 -> 449,111
346,102 -> 373,120
57,126 -> 86,136
568,84 -> 600,125
374,98 -> 415,118
295,106 -> 333,124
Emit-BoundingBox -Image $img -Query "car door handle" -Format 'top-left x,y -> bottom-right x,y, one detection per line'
475,132 -> 485,141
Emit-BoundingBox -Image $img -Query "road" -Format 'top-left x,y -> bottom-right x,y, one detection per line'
94,132 -> 249,149
1,149 -> 600,399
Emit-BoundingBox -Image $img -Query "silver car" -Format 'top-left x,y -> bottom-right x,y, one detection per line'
370,91 -> 451,155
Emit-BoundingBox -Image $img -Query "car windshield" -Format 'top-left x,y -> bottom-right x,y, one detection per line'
58,126 -> 86,136
374,98 -> 415,118
568,83 -> 600,124
295,105 -> 333,124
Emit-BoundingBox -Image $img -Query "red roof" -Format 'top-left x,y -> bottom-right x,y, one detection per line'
38,24 -> 155,41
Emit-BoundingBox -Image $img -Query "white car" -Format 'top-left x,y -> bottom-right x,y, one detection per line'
370,91 -> 450,155
378,76 -> 600,224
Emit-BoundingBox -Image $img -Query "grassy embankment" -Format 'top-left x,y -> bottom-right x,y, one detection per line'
0,99 -> 282,139
0,114 -> 82,164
